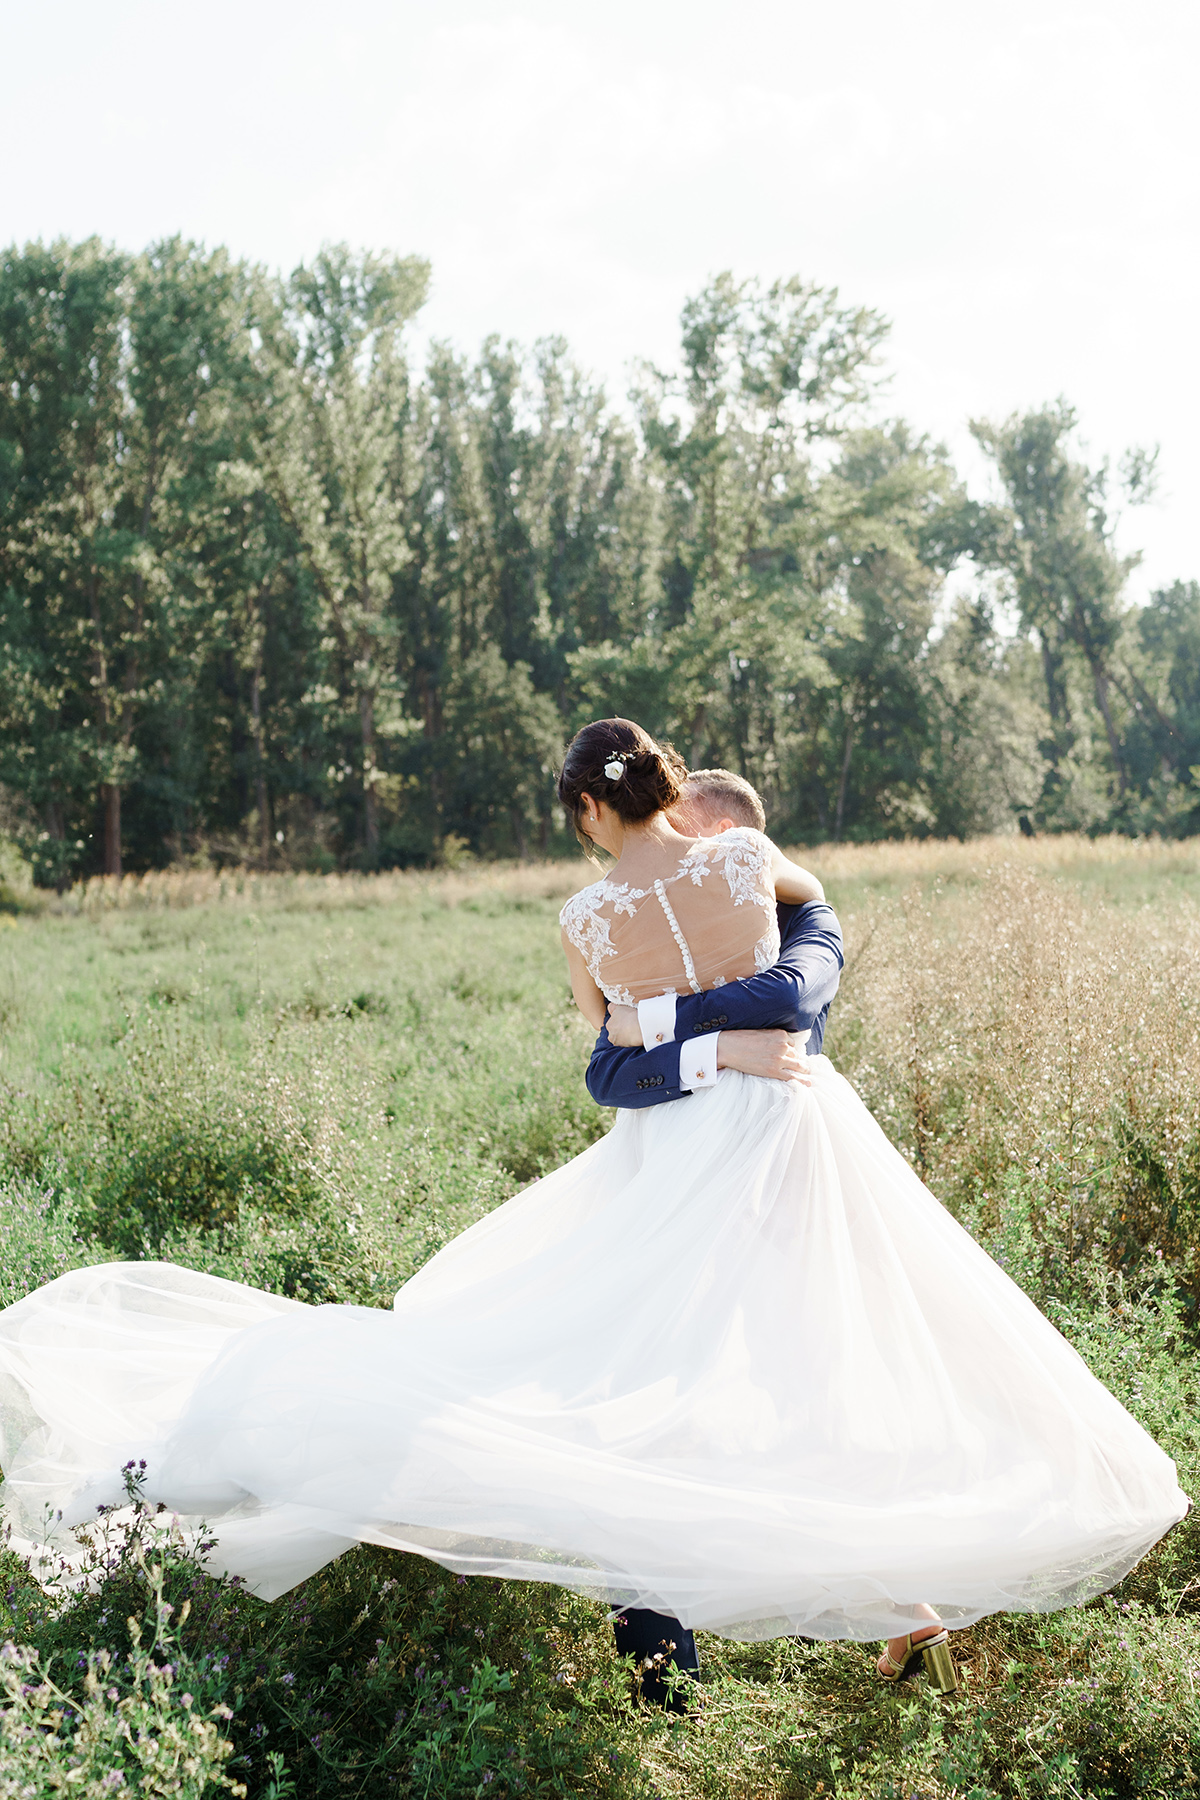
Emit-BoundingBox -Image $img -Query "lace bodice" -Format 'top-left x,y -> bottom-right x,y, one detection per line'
559,827 -> 780,1005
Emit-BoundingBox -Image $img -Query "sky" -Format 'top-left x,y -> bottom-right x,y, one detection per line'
3,0 -> 1197,599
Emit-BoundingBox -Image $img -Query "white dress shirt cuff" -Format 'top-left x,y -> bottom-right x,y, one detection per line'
637,993 -> 677,1050
680,1032 -> 722,1091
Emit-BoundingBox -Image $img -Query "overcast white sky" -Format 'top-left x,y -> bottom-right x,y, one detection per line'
3,0 -> 1197,598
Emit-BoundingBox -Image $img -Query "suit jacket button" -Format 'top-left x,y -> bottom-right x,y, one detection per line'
718,1014 -> 727,1025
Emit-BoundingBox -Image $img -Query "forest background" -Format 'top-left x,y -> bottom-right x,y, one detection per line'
2,236 -> 1199,887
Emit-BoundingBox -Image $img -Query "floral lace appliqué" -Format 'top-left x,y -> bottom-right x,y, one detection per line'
682,829 -> 779,970
559,881 -> 639,1005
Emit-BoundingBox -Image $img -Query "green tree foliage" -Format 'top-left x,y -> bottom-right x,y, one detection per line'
256,245 -> 430,865
0,241 -> 1196,878
970,403 -> 1199,835
0,238 -> 258,879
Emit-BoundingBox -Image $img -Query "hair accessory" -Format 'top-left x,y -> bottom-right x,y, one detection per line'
603,758 -> 626,781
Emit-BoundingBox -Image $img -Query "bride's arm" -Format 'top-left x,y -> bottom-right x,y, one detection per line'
561,931 -> 609,1031
768,841 -> 825,906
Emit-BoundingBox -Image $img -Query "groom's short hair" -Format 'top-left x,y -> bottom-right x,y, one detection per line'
684,769 -> 767,832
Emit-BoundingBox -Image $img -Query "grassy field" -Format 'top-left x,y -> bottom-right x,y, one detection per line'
1,834 -> 1200,1797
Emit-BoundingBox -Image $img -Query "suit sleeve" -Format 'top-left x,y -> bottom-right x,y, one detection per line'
584,902 -> 845,1111
585,1026 -> 689,1110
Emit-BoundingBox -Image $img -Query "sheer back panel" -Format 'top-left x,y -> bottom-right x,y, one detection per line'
560,827 -> 780,1005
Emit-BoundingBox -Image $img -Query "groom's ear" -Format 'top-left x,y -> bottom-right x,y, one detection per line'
711,816 -> 740,834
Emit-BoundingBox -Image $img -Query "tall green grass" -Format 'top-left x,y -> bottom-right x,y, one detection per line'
0,840 -> 1198,1796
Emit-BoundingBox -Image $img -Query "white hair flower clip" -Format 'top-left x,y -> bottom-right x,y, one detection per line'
604,757 -> 627,781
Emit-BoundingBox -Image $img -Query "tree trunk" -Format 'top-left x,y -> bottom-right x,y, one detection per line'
1039,638 -> 1072,761
251,658 -> 271,865
833,714 -> 855,842
102,784 -> 122,878
360,689 -> 379,858
1090,663 -> 1128,793
1110,663 -> 1181,763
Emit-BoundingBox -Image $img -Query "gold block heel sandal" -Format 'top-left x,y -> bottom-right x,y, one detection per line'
878,1629 -> 958,1694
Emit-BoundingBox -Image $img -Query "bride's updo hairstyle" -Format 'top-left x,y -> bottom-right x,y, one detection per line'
557,718 -> 687,847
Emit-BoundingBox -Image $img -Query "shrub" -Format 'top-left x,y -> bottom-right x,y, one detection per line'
0,1539 -> 244,1800
0,1179 -> 98,1309
0,1470 -> 639,1800
70,1021 -> 333,1255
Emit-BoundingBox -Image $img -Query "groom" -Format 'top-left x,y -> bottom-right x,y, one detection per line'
584,767 -> 845,1708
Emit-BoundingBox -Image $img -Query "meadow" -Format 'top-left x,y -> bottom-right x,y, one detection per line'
1,833 -> 1200,1797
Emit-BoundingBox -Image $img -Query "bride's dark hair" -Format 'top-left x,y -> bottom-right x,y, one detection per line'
557,718 -> 687,843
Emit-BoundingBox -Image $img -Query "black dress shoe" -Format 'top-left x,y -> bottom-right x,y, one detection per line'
612,1607 -> 700,1712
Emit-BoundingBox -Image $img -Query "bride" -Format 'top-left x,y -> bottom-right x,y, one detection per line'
0,717 -> 1186,1690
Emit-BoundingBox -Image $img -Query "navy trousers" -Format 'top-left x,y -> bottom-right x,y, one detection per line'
612,1607 -> 700,1710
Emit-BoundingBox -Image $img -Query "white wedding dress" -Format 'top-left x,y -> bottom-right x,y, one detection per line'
0,830 -> 1186,1640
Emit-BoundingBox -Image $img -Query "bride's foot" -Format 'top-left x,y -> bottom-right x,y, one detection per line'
877,1610 -> 957,1693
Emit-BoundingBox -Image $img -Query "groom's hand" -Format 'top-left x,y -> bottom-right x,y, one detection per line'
717,1030 -> 812,1084
605,1004 -> 643,1047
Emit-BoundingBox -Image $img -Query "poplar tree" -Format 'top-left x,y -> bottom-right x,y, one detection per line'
256,246 -> 429,863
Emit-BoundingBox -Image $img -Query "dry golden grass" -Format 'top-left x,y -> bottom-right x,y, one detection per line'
37,858 -> 586,916
807,830 -> 1200,885
28,830 -> 1200,918
830,862 -> 1200,1292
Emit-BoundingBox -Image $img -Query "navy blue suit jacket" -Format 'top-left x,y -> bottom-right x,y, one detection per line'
585,900 -> 845,1111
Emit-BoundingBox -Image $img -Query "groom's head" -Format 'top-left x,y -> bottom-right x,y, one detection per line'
671,768 -> 767,837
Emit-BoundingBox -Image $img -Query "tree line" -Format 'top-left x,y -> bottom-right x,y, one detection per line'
1,237 -> 1197,882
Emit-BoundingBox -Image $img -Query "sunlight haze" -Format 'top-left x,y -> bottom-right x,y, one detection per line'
3,0 -> 1196,597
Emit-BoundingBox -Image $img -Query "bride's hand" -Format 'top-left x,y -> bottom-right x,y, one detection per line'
716,1030 -> 812,1084
605,1004 -> 642,1047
